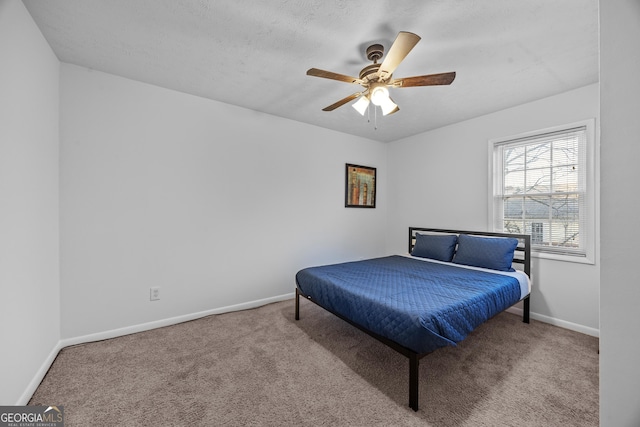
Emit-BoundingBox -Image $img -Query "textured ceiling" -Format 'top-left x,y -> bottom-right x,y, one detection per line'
23,0 -> 599,142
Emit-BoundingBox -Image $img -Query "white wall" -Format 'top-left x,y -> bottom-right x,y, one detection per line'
600,1 -> 640,425
0,0 -> 60,405
59,64 -> 387,339
386,84 -> 600,334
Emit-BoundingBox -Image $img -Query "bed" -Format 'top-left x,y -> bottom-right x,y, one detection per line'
294,227 -> 531,411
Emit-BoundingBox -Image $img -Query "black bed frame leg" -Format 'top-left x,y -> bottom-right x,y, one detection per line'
523,295 -> 530,324
295,288 -> 300,320
409,353 -> 419,411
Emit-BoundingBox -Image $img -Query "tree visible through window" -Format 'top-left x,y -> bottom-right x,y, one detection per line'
491,121 -> 594,259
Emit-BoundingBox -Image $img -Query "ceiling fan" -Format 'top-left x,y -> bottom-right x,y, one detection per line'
307,31 -> 456,116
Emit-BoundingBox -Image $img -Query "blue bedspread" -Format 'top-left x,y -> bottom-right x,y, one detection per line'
295,255 -> 522,354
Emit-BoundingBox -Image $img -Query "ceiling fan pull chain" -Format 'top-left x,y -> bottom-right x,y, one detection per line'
374,105 -> 378,130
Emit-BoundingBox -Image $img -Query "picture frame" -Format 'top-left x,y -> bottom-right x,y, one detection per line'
345,163 -> 376,208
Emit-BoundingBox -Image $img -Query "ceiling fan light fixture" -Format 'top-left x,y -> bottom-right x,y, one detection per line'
352,95 -> 370,115
379,96 -> 398,116
370,85 -> 390,106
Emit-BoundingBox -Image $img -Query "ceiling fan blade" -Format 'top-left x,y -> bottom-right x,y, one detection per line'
378,31 -> 421,81
307,68 -> 363,84
393,72 -> 456,87
322,93 -> 362,111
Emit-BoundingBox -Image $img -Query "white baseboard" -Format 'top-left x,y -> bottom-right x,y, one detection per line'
19,293 -> 294,405
506,306 -> 600,337
60,292 -> 295,348
16,341 -> 63,405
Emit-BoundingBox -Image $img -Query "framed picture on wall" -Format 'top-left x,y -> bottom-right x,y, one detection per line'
345,163 -> 376,208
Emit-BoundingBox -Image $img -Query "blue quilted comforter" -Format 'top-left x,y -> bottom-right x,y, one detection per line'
295,255 -> 522,354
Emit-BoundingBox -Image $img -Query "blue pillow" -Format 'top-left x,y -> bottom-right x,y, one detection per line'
452,234 -> 518,271
411,233 -> 458,262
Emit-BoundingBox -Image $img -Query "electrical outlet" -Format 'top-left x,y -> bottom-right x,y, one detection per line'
150,287 -> 160,301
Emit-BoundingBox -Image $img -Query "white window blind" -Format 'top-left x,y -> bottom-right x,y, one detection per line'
490,120 -> 595,260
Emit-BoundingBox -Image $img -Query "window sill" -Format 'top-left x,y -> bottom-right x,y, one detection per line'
532,249 -> 595,265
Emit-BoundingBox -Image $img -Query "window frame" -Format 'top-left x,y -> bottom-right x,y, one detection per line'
488,119 -> 596,264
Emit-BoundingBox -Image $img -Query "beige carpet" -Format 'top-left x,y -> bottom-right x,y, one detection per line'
30,299 -> 598,426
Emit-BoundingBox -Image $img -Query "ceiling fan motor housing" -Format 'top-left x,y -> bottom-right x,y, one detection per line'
360,44 -> 385,83
366,44 -> 384,62
359,64 -> 381,82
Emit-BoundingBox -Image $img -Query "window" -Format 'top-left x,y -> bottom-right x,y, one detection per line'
489,120 -> 596,263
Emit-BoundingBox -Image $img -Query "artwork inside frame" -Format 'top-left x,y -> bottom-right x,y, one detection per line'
345,163 -> 376,208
